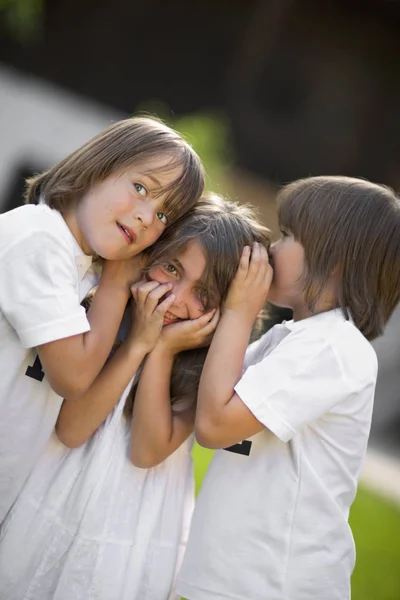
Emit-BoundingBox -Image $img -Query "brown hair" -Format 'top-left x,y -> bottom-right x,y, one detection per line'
25,116 -> 205,224
124,192 -> 271,416
277,175 -> 400,340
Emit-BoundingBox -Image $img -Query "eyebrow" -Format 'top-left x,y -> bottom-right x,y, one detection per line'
140,172 -> 162,188
173,257 -> 207,287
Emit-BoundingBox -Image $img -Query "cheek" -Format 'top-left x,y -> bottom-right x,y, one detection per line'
147,267 -> 170,285
187,299 -> 205,320
146,223 -> 166,246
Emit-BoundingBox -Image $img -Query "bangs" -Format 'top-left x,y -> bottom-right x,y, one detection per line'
277,183 -> 312,243
151,147 -> 204,224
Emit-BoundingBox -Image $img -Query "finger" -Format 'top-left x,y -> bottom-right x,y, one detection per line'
132,280 -> 166,305
255,244 -> 270,285
199,316 -> 219,337
209,306 -> 220,326
236,246 -> 251,280
145,283 -> 174,312
247,242 -> 262,280
190,308 -> 217,329
154,293 -> 176,316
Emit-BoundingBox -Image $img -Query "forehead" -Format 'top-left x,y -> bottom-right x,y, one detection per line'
129,156 -> 184,188
175,240 -> 207,283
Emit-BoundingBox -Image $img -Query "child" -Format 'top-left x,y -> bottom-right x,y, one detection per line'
176,176 -> 400,600
0,195 -> 271,600
0,116 -> 204,523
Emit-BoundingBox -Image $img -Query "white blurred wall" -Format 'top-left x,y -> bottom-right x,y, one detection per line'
0,64 -> 124,209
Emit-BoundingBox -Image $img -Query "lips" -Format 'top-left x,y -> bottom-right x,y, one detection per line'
117,222 -> 136,244
163,311 -> 181,325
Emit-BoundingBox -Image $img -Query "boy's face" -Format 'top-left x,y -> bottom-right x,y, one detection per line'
72,156 -> 183,259
267,230 -> 306,313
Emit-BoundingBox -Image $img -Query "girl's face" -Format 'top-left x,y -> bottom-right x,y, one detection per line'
268,229 -> 306,316
148,240 -> 210,324
71,156 -> 183,259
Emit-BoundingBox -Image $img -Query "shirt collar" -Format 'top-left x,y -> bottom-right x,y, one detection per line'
282,308 -> 351,332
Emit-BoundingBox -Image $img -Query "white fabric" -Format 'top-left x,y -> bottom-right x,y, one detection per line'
177,309 -> 377,600
0,204 -> 96,523
0,382 -> 195,600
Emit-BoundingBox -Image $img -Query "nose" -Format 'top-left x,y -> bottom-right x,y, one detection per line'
170,281 -> 203,320
135,200 -> 156,228
171,281 -> 189,312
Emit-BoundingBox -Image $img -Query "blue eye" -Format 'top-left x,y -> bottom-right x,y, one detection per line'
157,211 -> 168,225
134,183 -> 147,197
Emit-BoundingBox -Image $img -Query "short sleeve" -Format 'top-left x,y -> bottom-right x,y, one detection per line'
235,334 -> 360,443
0,232 -> 90,348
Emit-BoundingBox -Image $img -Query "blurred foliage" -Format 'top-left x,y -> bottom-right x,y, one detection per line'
0,0 -> 43,42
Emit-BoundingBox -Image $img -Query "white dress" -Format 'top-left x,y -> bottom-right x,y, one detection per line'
0,382 -> 195,600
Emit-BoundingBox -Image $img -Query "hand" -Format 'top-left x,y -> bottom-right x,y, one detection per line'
128,280 -> 176,354
223,243 -> 272,323
157,308 -> 220,356
101,254 -> 147,292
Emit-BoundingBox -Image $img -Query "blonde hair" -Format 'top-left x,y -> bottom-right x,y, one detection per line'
25,116 -> 205,224
278,175 -> 400,340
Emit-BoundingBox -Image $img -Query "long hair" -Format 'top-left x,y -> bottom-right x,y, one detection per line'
278,176 -> 400,340
25,116 -> 204,225
124,193 -> 271,417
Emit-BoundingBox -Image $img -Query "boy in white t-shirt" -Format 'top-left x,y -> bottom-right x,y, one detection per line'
0,117 -> 204,522
176,176 -> 400,600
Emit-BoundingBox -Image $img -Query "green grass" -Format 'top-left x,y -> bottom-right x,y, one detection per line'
191,443 -> 400,600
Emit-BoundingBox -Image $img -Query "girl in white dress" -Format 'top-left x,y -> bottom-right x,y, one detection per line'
0,194 -> 271,600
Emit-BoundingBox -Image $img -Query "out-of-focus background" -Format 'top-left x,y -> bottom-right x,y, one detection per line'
0,1 -> 399,597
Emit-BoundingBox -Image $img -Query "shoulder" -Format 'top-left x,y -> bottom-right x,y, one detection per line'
0,205 -> 73,261
290,311 -> 377,386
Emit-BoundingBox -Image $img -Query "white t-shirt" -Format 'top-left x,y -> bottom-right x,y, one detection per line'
0,203 -> 97,523
177,309 -> 377,600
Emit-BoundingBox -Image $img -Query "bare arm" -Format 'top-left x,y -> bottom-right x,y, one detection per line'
130,310 -> 219,468
195,243 -> 273,448
130,345 -> 196,468
56,280 -> 176,447
38,259 -> 141,398
56,341 -> 146,448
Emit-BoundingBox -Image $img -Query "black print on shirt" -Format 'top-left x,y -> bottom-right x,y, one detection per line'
25,355 -> 45,382
224,440 -> 252,456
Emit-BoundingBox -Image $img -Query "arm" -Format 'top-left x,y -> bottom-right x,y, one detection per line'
129,345 -> 195,468
130,310 -> 218,468
195,243 -> 273,448
56,280 -> 176,447
38,259 -> 142,399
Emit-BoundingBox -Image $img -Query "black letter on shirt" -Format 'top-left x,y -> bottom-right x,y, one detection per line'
224,440 -> 252,456
25,355 -> 45,382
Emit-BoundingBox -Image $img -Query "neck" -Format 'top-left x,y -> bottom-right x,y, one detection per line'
63,209 -> 91,255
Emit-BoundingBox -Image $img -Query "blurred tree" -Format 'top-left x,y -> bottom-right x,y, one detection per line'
0,0 -> 43,41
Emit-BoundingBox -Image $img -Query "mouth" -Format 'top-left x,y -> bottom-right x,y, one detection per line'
117,222 -> 136,245
163,311 -> 182,325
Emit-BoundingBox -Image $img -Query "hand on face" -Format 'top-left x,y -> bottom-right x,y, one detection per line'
157,307 -> 220,356
101,254 -> 148,292
128,280 -> 176,354
223,242 -> 273,323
